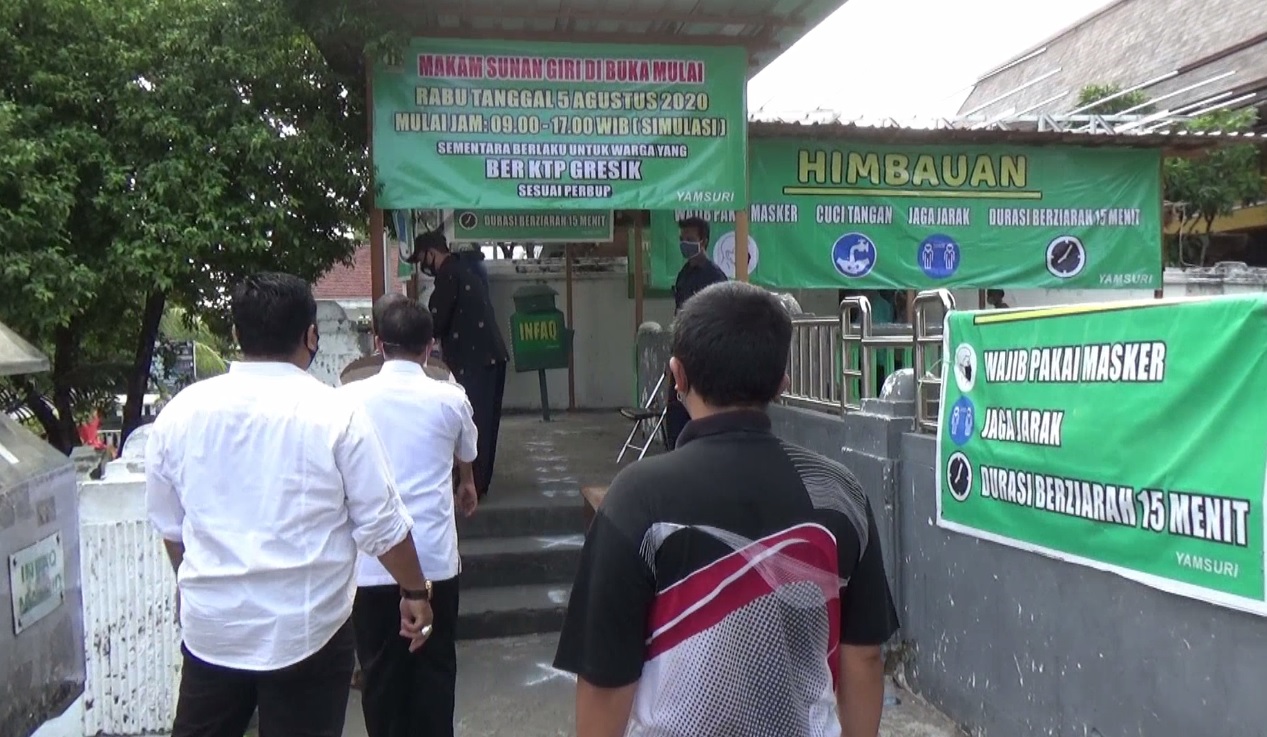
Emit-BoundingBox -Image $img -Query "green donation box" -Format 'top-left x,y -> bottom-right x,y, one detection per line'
509,285 -> 574,421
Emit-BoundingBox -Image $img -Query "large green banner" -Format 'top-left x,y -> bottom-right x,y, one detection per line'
649,139 -> 1162,290
373,38 -> 748,211
937,295 -> 1267,614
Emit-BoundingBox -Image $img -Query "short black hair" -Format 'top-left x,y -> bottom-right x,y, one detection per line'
409,230 -> 450,263
671,282 -> 791,407
230,272 -> 317,358
373,293 -> 434,358
677,216 -> 710,244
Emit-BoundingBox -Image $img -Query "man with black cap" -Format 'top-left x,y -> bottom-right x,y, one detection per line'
664,216 -> 728,450
412,231 -> 508,497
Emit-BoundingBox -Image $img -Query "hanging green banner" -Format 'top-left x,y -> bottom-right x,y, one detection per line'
450,209 -> 613,243
372,38 -> 748,211
937,295 -> 1267,614
649,139 -> 1162,290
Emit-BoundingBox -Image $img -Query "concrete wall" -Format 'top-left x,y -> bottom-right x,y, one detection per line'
0,413 -> 84,737
765,396 -> 1267,737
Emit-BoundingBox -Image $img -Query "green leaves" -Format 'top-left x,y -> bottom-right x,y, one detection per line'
0,0 -> 368,447
1164,108 -> 1263,233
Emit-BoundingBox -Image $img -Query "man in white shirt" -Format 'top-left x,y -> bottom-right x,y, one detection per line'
146,273 -> 436,737
339,294 -> 479,737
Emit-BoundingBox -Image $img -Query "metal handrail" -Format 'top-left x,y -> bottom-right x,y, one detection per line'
913,289 -> 956,432
839,297 -> 871,412
784,315 -> 845,415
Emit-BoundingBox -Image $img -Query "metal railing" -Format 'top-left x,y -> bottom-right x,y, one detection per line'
782,290 -> 955,433
785,314 -> 846,415
913,289 -> 956,432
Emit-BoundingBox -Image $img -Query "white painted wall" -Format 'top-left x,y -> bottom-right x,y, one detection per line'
78,461 -> 180,737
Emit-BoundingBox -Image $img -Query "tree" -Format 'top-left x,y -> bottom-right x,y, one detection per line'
0,0 -> 368,451
1164,109 -> 1264,266
1076,83 -> 1154,115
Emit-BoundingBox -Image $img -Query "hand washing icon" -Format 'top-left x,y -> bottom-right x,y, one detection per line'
831,233 -> 877,279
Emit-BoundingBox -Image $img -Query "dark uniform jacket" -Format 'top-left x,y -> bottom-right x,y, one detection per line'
673,256 -> 728,312
429,256 -> 509,377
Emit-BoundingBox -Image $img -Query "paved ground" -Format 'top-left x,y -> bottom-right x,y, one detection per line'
482,411 -> 648,509
341,634 -> 963,737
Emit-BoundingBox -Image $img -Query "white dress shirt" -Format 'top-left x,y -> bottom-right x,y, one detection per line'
145,361 -> 413,671
339,360 -> 478,585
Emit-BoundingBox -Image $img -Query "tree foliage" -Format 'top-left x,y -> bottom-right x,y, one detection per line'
0,0 -> 369,451
1164,109 -> 1264,266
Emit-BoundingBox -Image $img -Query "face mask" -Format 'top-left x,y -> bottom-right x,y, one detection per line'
420,254 -> 436,277
680,240 -> 701,259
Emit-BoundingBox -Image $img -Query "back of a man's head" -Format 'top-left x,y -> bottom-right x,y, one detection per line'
671,282 -> 792,408
373,293 -> 434,358
231,272 -> 317,358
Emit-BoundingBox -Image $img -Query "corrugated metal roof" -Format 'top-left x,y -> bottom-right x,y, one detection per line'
385,0 -> 850,75
747,116 -> 1265,155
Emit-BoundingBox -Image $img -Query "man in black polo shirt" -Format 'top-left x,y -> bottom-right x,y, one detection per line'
664,216 -> 728,449
555,281 -> 899,737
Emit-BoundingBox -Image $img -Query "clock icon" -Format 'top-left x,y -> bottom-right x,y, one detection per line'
458,211 -> 478,230
1046,235 -> 1086,279
946,452 -> 974,502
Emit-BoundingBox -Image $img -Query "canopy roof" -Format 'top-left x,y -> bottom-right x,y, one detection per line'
749,117 -> 1265,157
0,321 -> 48,377
359,0 -> 849,74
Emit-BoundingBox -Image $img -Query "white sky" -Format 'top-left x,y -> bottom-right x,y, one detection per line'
748,0 -> 1116,120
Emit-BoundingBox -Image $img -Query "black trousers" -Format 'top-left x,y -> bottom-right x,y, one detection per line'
456,361 -> 507,495
171,620 -> 355,737
353,579 -> 461,737
665,395 -> 691,451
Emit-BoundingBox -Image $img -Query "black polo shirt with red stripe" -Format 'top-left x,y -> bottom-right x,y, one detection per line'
553,410 -> 899,737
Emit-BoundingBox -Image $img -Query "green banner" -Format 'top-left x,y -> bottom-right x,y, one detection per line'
937,295 -> 1267,614
373,38 -> 748,211
450,209 -> 613,243
649,139 -> 1162,290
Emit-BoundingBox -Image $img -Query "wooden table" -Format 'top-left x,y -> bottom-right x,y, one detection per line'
581,485 -> 609,531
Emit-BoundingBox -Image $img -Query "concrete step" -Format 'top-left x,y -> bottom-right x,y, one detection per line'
457,583 -> 571,640
459,534 -> 585,589
457,499 -> 583,540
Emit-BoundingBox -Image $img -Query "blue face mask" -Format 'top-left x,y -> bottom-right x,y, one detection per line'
680,240 -> 701,259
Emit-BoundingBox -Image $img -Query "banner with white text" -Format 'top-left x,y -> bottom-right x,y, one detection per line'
937,295 -> 1267,614
373,38 -> 748,210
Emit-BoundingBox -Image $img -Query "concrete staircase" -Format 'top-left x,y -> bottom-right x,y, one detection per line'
455,498 -> 585,640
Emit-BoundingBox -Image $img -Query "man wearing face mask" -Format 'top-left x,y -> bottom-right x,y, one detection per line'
412,231 -> 509,497
665,216 -> 728,449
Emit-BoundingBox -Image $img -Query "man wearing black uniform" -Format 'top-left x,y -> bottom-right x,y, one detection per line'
555,282 -> 899,737
413,232 -> 508,497
665,216 -> 727,449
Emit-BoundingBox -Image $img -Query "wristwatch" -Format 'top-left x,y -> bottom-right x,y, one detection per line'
401,581 -> 432,601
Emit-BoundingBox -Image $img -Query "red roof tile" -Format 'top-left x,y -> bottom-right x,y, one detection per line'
313,244 -> 408,301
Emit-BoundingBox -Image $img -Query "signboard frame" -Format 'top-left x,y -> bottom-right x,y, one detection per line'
9,532 -> 66,635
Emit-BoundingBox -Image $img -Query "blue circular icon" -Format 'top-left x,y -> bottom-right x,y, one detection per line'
831,233 -> 877,279
948,396 -> 976,446
918,234 -> 961,279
